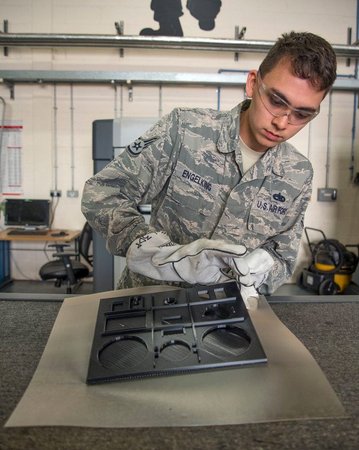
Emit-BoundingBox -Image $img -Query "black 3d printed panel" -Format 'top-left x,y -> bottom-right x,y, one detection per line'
86,281 -> 267,384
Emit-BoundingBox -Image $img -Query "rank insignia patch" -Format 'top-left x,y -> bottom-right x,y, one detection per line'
127,137 -> 158,156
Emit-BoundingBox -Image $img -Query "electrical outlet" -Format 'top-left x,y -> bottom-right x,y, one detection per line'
317,188 -> 337,202
50,190 -> 62,198
67,190 -> 79,198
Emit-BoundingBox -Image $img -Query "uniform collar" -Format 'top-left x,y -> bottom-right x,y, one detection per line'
260,145 -> 286,177
216,103 -> 244,154
217,100 -> 285,178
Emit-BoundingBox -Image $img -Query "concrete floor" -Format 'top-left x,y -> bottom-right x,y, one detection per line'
0,279 -> 94,300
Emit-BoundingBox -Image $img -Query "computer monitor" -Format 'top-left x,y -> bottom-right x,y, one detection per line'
4,199 -> 51,229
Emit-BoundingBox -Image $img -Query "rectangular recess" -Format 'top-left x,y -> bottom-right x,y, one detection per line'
104,311 -> 146,333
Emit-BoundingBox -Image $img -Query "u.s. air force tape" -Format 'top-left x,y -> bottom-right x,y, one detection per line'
127,137 -> 158,156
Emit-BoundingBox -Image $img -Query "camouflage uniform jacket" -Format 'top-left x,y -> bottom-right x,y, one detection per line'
82,101 -> 313,293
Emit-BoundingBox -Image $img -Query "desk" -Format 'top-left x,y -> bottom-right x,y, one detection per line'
0,228 -> 81,287
0,228 -> 80,242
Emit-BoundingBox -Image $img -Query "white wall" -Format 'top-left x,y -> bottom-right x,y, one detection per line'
0,0 -> 358,281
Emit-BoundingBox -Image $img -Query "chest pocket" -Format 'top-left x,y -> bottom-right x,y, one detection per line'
247,179 -> 298,236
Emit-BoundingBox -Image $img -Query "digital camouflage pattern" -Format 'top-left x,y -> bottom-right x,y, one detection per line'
82,100 -> 313,293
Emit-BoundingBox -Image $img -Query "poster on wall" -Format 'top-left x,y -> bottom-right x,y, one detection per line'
0,122 -> 23,195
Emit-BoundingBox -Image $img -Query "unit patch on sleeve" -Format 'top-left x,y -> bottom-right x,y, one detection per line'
127,136 -> 159,156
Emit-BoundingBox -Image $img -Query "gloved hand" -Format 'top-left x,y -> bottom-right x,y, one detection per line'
240,284 -> 259,310
126,231 -> 249,285
228,248 -> 275,289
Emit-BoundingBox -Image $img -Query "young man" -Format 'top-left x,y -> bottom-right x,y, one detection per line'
82,31 -> 337,297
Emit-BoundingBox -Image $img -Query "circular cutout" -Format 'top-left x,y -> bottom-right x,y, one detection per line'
202,325 -> 251,357
160,340 -> 191,361
99,336 -> 148,370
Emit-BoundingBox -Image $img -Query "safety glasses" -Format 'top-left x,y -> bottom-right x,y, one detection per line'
257,72 -> 320,125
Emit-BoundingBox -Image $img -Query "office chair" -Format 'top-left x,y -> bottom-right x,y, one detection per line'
39,222 -> 93,294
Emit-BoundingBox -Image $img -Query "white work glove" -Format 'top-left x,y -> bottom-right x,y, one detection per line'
240,284 -> 259,310
229,248 -> 275,289
126,231 -> 249,285
228,248 -> 274,310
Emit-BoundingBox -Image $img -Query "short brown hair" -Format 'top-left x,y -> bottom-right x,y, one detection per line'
259,31 -> 337,93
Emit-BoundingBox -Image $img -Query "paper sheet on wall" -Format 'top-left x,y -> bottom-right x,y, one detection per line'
0,122 -> 23,195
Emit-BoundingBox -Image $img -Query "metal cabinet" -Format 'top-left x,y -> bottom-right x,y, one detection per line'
92,117 -> 156,292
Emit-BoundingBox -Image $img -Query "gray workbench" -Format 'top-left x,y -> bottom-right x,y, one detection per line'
0,295 -> 358,450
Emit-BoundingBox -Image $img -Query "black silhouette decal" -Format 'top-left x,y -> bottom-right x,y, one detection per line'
140,0 -> 222,36
187,0 -> 222,31
140,0 -> 184,36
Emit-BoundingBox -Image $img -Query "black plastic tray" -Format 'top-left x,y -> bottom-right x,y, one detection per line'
86,281 -> 267,384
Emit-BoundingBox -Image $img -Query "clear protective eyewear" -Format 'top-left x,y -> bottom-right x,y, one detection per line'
257,72 -> 320,125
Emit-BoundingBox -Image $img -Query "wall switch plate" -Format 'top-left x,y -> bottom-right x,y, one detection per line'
317,188 -> 337,201
67,190 -> 79,198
